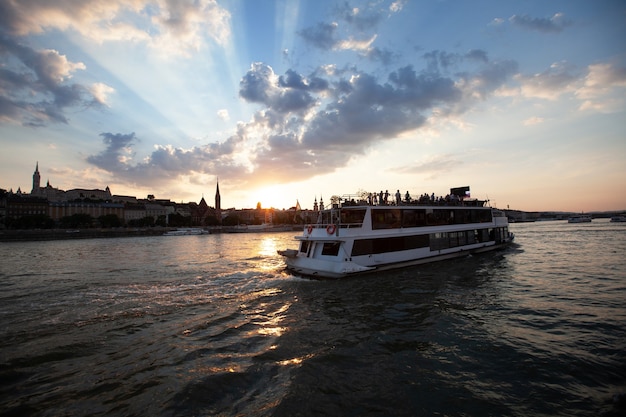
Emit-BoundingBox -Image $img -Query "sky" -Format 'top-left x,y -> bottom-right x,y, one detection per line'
1,0 -> 625,213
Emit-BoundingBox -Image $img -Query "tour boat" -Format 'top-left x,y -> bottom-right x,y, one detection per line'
567,215 -> 592,223
278,189 -> 514,279
163,228 -> 208,236
610,215 -> 626,223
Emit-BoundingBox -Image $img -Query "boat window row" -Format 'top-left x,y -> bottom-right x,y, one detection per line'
339,209 -> 367,228
352,234 -> 430,256
300,226 -> 508,258
371,208 -> 492,230
430,230 -> 483,251
299,240 -> 343,257
351,228 -> 500,256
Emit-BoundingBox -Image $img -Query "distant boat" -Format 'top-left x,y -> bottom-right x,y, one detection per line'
229,224 -> 293,233
568,215 -> 592,223
163,228 -> 208,236
229,223 -> 271,232
610,215 -> 626,223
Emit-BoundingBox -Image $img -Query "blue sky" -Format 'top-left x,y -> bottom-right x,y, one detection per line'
1,0 -> 625,212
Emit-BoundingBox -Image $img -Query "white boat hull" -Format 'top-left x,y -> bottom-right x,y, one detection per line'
279,200 -> 513,279
283,240 -> 509,278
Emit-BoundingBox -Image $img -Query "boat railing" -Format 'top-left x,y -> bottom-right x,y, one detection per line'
304,222 -> 362,233
339,222 -> 363,229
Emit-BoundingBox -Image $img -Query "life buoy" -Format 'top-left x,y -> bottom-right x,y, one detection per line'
326,224 -> 336,234
307,225 -> 313,234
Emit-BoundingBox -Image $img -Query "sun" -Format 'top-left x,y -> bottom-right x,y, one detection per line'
250,185 -> 297,210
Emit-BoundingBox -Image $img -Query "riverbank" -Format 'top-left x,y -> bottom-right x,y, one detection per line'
0,225 -> 302,242
0,228 -> 169,242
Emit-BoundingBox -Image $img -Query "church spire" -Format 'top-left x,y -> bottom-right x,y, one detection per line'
215,178 -> 221,211
215,178 -> 222,224
32,161 -> 41,194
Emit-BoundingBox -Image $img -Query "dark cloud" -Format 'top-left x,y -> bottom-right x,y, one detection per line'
423,49 -> 491,73
87,132 -> 137,171
335,2 -> 386,31
423,50 -> 461,73
298,22 -> 338,50
239,62 -> 273,103
298,66 -> 459,152
465,49 -> 489,63
253,58 -> 516,182
89,54 -> 520,188
239,63 -> 319,114
278,69 -> 308,89
278,69 -> 330,92
86,130 -> 247,186
364,47 -> 395,65
509,13 -> 571,33
0,34 -> 103,126
299,2 -> 400,54
472,60 -> 519,95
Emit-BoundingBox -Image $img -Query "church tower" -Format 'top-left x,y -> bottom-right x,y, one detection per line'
215,179 -> 221,224
32,162 -> 41,194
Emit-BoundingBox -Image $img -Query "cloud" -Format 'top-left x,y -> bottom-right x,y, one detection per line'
0,35 -> 110,126
87,132 -> 137,171
87,54 -> 520,189
149,0 -> 231,56
217,109 -> 230,121
89,83 -> 115,106
0,0 -> 231,56
516,61 -> 579,100
523,116 -> 544,126
509,12 -> 571,33
363,46 -> 396,65
465,49 -> 489,64
243,59 -> 513,182
298,22 -> 339,50
389,1 -> 407,13
336,34 -> 377,52
299,1 -> 401,53
0,1 -> 229,126
576,63 -> 626,113
239,63 -> 319,114
506,61 -> 626,113
335,3 -> 386,31
86,129 -> 248,186
393,154 -> 462,178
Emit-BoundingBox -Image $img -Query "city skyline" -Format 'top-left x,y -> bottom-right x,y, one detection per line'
1,1 -> 625,212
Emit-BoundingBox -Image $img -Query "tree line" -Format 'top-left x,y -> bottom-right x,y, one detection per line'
4,210 -> 305,230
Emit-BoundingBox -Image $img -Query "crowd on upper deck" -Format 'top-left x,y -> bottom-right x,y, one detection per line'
341,189 -> 481,207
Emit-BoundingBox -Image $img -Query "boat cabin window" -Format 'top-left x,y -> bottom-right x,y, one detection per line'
373,207 -> 492,229
429,230 -> 481,250
372,209 -> 402,229
401,209 -> 427,227
319,210 -> 341,226
352,234 -> 429,256
321,242 -> 340,256
340,209 -> 366,227
299,240 -> 310,254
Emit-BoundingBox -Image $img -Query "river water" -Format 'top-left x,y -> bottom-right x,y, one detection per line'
1,220 -> 625,416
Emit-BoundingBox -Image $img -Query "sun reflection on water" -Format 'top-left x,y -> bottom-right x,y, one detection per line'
259,237 -> 278,256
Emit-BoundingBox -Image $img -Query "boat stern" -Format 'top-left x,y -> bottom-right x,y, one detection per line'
278,250 -> 374,278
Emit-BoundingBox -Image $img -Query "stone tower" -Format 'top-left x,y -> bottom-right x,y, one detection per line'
32,162 -> 40,194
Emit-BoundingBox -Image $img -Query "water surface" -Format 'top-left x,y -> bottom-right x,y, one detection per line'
1,221 -> 625,416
